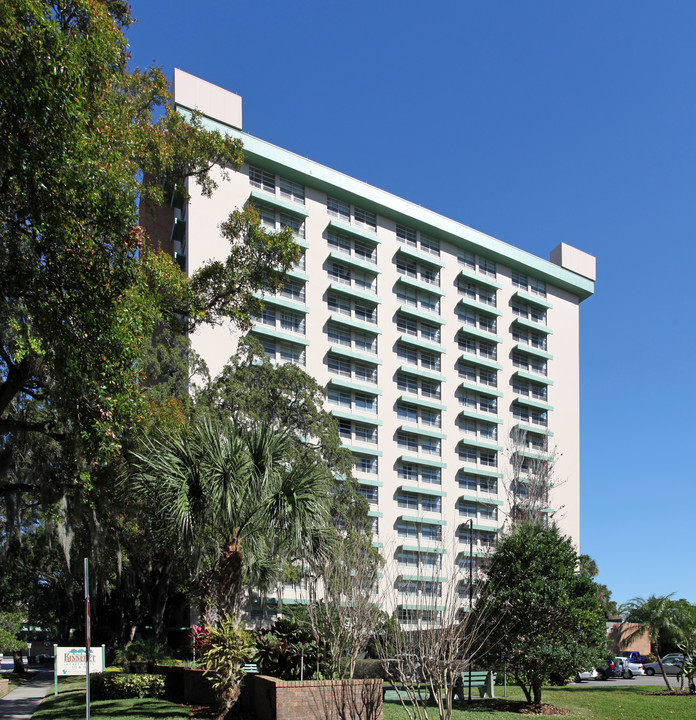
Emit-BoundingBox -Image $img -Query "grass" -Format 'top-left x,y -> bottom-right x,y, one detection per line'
382,684 -> 696,720
32,677 -> 192,720
1,669 -> 39,696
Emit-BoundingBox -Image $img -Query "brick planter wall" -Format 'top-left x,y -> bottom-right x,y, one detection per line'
252,675 -> 382,720
154,665 -> 217,705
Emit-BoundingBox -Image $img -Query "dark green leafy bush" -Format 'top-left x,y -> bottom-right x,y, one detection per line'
91,672 -> 165,699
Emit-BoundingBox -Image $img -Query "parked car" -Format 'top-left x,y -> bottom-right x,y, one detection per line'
643,657 -> 684,677
616,651 -> 649,664
573,668 -> 601,682
613,657 -> 645,679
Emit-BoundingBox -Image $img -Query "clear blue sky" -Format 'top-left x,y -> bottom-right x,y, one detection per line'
127,0 -> 696,609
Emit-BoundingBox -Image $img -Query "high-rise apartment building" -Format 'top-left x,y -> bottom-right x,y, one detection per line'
147,70 -> 596,614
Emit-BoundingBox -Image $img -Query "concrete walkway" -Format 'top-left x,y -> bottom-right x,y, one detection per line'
0,669 -> 53,720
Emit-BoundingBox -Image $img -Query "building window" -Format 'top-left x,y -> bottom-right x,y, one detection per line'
512,404 -> 548,427
397,343 -> 442,373
258,337 -> 306,367
397,402 -> 441,429
396,256 -> 440,287
459,443 -> 498,467
328,386 -> 378,414
354,454 -> 378,476
328,197 -> 376,232
396,224 -> 441,256
396,314 -> 441,344
337,418 -> 378,445
456,277 -> 497,307
328,261 -> 377,294
457,308 -> 497,334
512,300 -> 547,325
256,307 -> 306,335
327,294 -> 378,325
397,431 -> 441,457
357,485 -> 379,504
512,326 -> 547,351
327,354 -> 378,384
256,203 -> 305,239
327,230 -> 378,264
478,258 -> 496,278
395,285 -> 441,315
249,165 -> 306,205
458,337 -> 497,361
512,349 -> 548,376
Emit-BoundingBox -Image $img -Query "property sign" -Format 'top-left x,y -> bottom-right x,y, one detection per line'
55,646 -> 105,676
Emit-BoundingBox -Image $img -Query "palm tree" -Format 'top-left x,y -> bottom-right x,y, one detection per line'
621,594 -> 677,690
127,417 -> 331,624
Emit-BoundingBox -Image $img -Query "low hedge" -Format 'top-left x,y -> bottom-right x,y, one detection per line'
353,659 -> 386,679
91,672 -> 165,699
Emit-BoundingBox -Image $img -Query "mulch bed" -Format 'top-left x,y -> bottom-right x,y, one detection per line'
644,690 -> 696,696
471,699 -> 571,715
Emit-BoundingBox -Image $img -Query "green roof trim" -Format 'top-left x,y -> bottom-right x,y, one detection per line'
179,116 -> 594,301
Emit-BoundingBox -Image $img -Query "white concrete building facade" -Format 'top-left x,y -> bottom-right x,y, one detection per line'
154,70 -> 596,615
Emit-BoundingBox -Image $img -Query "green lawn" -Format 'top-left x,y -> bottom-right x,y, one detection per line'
33,678 -> 192,720
383,684 -> 696,720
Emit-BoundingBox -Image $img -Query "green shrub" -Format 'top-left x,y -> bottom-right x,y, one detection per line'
114,638 -> 173,665
91,672 -> 165,699
353,659 -> 385,679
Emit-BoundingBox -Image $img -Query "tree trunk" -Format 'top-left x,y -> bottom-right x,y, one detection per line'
656,654 -> 673,691
12,650 -> 26,674
532,678 -> 543,705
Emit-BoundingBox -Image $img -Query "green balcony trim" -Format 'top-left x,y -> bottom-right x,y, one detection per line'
399,393 -> 446,411
329,312 -> 382,335
295,237 -> 310,249
399,423 -> 446,440
458,380 -> 503,398
457,296 -> 503,317
249,189 -> 310,217
399,515 -> 447,526
251,324 -> 310,346
458,408 -> 504,425
512,396 -> 554,412
458,467 -> 503,479
395,275 -> 446,297
398,603 -> 446,611
257,292 -> 309,314
456,549 -> 491,559
513,369 -> 554,386
513,448 -> 553,461
458,438 -> 504,452
512,316 -> 554,335
513,343 -> 553,360
458,352 -> 503,371
328,281 -> 382,305
513,290 -> 554,309
328,377 -> 383,395
457,267 -> 502,290
399,454 -> 447,469
356,477 -> 383,487
458,493 -> 504,506
514,422 -> 554,437
400,575 -> 448,583
286,268 -> 310,282
280,598 -> 309,606
400,545 -> 447,555
330,408 -> 383,425
343,443 -> 383,457
398,333 -> 446,355
471,522 -> 499,532
327,250 -> 382,274
328,218 -> 381,244
458,325 -> 503,344
372,542 -> 384,548
399,485 -> 447,497
398,364 -> 446,383
397,304 -> 445,325
395,244 -> 447,268
368,510 -> 384,518
329,344 -> 382,365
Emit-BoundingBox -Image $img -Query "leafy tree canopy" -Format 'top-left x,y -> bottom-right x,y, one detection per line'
477,522 -> 606,705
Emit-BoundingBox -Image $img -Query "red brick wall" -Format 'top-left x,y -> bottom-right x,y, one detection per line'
252,675 -> 383,720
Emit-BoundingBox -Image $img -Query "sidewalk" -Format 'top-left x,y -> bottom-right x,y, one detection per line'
0,669 -> 53,720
